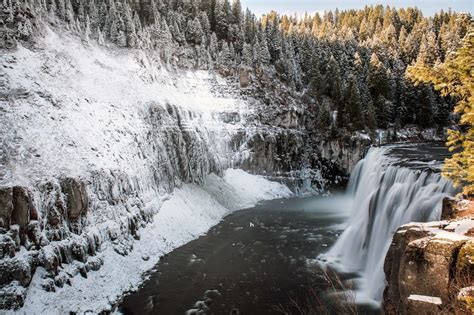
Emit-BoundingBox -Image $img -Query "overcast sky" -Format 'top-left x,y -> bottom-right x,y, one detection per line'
240,0 -> 473,17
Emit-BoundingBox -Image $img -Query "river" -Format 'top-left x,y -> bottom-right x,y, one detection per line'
118,143 -> 454,314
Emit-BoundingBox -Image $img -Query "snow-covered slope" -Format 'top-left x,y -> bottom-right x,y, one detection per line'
0,27 -> 297,311
15,170 -> 291,314
0,28 -> 247,185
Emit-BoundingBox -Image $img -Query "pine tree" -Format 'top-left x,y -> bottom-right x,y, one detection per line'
88,0 -> 99,31
219,40 -> 231,69
317,105 -> 332,129
200,11 -> 211,35
241,42 -> 252,66
214,0 -> 229,39
84,14 -> 91,41
416,85 -> 435,128
209,32 -> 219,59
416,31 -> 439,66
186,17 -> 204,45
366,100 -> 377,131
325,56 -> 342,102
244,8 -> 255,42
65,0 -> 74,24
231,0 -> 242,25
77,1 -> 85,25
124,3 -> 138,47
97,28 -> 105,45
344,75 -> 364,130
259,35 -> 271,65
171,18 -> 185,44
98,1 -> 108,30
408,30 -> 474,195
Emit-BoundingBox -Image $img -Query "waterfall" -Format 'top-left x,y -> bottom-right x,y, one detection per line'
321,146 -> 456,306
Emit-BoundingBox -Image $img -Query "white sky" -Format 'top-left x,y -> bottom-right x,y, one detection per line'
240,0 -> 473,17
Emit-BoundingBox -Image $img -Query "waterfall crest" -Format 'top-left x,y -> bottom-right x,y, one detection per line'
321,146 -> 455,305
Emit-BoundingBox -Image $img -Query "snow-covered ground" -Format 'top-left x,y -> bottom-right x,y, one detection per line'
13,170 -> 291,314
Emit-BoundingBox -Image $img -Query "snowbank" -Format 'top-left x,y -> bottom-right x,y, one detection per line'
15,169 -> 291,314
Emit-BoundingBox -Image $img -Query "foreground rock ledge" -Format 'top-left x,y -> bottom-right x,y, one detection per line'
383,198 -> 474,314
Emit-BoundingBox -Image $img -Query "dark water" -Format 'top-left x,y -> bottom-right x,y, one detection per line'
118,195 -> 358,315
384,142 -> 450,171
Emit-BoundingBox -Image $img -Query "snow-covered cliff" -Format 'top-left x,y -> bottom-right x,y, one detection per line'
0,26 -> 290,309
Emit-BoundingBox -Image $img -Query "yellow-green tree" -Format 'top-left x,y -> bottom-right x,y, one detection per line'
408,29 -> 473,196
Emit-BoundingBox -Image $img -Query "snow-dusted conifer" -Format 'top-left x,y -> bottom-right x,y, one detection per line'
200,11 -> 211,35
209,32 -> 218,59
186,17 -> 204,45
84,14 -> 91,41
124,2 -> 137,47
219,40 -> 231,67
241,43 -> 252,66
97,27 -> 105,45
65,0 -> 74,24
259,36 -> 271,65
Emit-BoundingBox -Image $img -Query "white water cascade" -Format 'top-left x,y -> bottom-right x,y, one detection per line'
322,146 -> 456,306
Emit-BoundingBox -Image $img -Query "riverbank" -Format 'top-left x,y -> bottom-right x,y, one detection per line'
118,195 -> 351,314
3,170 -> 292,313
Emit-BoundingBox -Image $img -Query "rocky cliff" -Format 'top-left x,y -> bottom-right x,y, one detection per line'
383,198 -> 474,314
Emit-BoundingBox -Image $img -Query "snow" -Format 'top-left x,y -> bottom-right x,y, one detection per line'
0,26 -> 295,313
14,170 -> 292,314
445,218 -> 474,235
402,219 -> 474,245
0,27 -> 249,186
408,294 -> 443,305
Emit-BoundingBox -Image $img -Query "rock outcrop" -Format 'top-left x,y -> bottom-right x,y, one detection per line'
383,198 -> 474,314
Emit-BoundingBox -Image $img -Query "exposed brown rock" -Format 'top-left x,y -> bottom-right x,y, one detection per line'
239,66 -> 251,88
60,178 -> 88,220
11,187 -> 33,229
0,187 -> 13,228
442,197 -> 474,220
383,201 -> 474,315
399,237 -> 465,301
441,197 -> 458,220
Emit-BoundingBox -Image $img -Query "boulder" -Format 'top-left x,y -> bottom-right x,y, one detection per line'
384,219 -> 474,314
399,237 -> 465,301
383,225 -> 432,312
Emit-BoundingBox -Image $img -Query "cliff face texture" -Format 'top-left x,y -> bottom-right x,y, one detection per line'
383,198 -> 474,314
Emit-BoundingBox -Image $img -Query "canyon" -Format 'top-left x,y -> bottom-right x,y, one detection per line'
0,2 -> 472,314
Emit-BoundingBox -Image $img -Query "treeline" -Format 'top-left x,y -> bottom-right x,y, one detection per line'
5,0 -> 472,132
